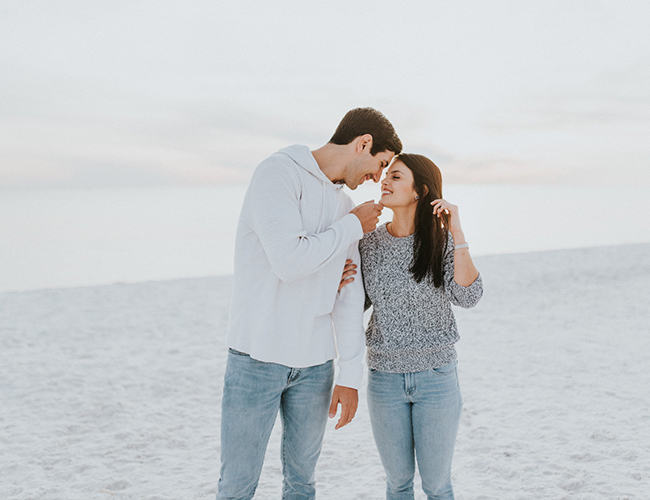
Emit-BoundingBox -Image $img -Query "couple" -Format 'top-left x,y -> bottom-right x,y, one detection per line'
218,108 -> 483,500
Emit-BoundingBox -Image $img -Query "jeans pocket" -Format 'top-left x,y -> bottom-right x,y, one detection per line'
431,360 -> 457,375
228,348 -> 250,357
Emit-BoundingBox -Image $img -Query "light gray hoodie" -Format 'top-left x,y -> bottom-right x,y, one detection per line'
226,145 -> 366,389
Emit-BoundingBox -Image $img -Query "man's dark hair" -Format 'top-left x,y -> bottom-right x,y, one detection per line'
329,107 -> 402,156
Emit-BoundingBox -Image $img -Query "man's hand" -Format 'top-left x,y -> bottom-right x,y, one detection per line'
350,201 -> 383,233
329,385 -> 359,430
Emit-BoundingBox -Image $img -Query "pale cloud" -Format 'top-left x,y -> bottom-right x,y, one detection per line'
2,1 -> 650,189
443,157 -> 559,185
481,62 -> 650,131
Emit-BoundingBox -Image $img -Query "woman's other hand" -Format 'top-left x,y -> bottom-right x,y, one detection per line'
338,259 -> 357,291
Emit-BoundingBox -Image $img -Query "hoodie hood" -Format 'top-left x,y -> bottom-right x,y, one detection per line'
276,145 -> 341,188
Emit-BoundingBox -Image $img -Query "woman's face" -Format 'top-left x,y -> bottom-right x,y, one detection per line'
380,160 -> 419,209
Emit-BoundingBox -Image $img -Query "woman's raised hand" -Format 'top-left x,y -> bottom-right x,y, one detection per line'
431,198 -> 479,284
431,199 -> 462,233
338,259 -> 357,291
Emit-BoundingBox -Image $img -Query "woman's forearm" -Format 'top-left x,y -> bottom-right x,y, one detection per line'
450,230 -> 479,286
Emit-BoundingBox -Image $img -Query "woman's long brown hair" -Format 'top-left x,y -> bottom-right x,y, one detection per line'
396,154 -> 448,287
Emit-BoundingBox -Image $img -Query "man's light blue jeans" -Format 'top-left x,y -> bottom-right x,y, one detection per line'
367,361 -> 463,500
217,349 -> 334,500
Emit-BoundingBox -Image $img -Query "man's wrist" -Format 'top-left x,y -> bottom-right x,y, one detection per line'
344,213 -> 364,240
333,384 -> 358,391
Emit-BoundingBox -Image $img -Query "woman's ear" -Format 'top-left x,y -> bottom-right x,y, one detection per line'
422,184 -> 429,196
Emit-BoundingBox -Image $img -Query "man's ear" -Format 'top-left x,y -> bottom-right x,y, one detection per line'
356,134 -> 373,154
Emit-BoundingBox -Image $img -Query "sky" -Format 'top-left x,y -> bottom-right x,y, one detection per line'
1,0 -> 649,189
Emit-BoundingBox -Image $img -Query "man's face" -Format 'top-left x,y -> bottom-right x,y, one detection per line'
344,149 -> 395,190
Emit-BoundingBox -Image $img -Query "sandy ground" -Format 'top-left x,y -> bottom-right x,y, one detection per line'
1,244 -> 649,500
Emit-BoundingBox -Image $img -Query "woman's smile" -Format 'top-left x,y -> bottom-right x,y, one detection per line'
379,161 -> 418,208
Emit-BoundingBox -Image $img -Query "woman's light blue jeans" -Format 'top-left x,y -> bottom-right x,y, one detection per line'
217,349 -> 334,500
367,361 -> 463,500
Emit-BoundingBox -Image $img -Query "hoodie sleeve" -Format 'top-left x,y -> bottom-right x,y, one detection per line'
244,158 -> 364,283
331,241 -> 366,390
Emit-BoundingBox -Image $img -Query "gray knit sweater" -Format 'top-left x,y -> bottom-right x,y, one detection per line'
359,223 -> 483,373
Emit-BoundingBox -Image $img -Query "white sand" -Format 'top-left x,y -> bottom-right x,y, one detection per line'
1,244 -> 649,500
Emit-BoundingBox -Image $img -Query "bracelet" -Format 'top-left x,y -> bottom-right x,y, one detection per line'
454,242 -> 469,250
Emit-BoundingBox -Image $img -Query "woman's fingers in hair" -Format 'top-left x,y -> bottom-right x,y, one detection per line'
430,199 -> 445,216
431,199 -> 462,232
430,199 -> 455,217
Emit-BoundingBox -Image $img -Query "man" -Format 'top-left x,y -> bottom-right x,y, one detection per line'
218,107 -> 402,500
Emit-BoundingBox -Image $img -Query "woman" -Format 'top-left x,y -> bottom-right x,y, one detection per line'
354,153 -> 483,500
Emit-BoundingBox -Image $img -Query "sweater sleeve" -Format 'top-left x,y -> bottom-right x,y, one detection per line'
244,160 -> 364,283
331,241 -> 366,390
443,233 -> 483,308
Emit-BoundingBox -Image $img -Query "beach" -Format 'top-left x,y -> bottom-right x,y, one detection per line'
1,243 -> 649,500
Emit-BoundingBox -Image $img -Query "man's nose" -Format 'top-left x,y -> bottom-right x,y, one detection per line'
372,169 -> 382,182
